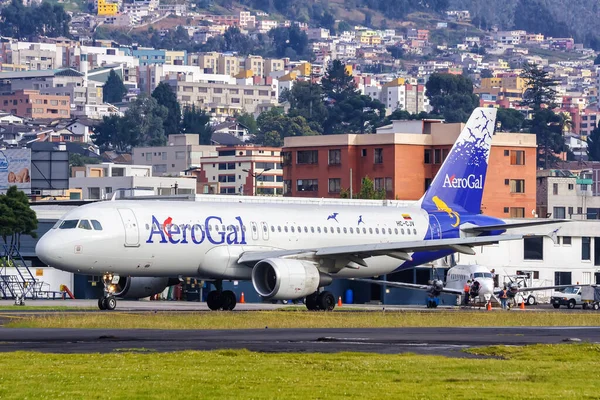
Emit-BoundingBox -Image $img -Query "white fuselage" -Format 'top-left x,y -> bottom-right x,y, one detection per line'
445,264 -> 495,301
36,200 -> 432,280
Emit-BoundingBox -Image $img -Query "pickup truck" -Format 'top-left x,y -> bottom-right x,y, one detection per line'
551,286 -> 582,309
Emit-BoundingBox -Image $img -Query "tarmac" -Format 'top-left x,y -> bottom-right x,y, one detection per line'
0,299 -> 598,356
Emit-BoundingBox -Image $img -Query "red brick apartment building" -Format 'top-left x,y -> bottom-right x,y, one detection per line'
282,119 -> 536,218
0,89 -> 70,119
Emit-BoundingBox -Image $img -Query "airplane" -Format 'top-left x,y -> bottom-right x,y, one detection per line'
35,107 -> 565,311
354,264 -> 577,308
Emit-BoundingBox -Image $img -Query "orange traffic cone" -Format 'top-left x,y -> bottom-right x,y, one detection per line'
240,292 -> 245,304
486,301 -> 492,311
519,301 -> 525,310
337,296 -> 342,307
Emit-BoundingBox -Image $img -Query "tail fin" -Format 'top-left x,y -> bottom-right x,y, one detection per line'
420,107 -> 497,215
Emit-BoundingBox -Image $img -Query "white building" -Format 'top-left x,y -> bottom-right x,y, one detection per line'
70,162 -> 197,199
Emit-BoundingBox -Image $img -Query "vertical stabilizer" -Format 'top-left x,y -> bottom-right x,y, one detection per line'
420,107 -> 497,216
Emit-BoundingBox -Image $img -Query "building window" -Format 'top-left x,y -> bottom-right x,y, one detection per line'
425,178 -> 432,191
282,152 -> 292,165
424,149 -> 431,164
328,178 -> 341,193
524,236 -> 543,260
568,207 -> 573,217
553,207 -> 565,219
297,150 -> 318,164
175,151 -> 185,160
582,237 -> 591,260
554,271 -> 572,286
146,153 -> 152,161
509,179 -> 525,193
504,150 -> 509,156
510,150 -> 525,165
385,177 -> 393,192
553,183 -> 558,195
297,179 -> 318,192
328,149 -> 341,165
218,175 -> 235,183
374,148 -> 383,164
434,149 -> 442,164
374,178 -> 384,190
568,183 -> 574,190
361,149 -> 367,157
509,207 -> 524,218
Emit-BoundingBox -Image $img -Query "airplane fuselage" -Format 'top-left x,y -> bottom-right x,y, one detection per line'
35,200 -> 504,280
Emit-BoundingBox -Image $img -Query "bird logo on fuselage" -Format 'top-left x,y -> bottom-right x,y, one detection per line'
163,216 -> 173,237
327,212 -> 339,222
432,196 -> 460,227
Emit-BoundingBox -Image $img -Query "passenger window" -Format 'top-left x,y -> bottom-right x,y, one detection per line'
317,227 -> 321,233
59,220 -> 78,229
369,228 -> 373,234
324,227 -> 328,233
413,229 -> 417,235
350,227 -> 354,234
291,226 -> 295,233
337,227 -> 341,233
407,229 -> 411,235
401,228 -> 405,234
343,227 -> 347,234
263,225 -> 267,232
304,226 -> 308,233
375,228 -> 379,234
252,225 -> 257,232
78,220 -> 92,230
284,226 -> 288,233
388,228 -> 392,234
271,226 -> 275,232
362,228 -> 366,234
394,228 -> 398,235
311,227 -> 315,233
278,226 -> 282,232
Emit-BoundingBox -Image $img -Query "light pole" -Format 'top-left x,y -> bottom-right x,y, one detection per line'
242,167 -> 272,196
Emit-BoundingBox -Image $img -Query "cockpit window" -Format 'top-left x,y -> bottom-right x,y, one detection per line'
52,220 -> 63,229
474,272 -> 494,279
59,220 -> 79,229
91,220 -> 103,231
78,220 -> 92,230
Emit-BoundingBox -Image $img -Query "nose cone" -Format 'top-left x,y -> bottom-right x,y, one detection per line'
36,233 -> 60,267
479,279 -> 494,295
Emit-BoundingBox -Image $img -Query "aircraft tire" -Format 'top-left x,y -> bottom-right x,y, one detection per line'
105,296 -> 117,311
207,291 -> 222,311
317,291 -> 335,311
98,297 -> 106,310
594,303 -> 599,310
306,293 -> 319,311
221,290 -> 237,311
527,296 -> 536,306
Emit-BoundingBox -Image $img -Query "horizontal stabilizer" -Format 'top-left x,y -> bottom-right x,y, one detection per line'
461,219 -> 569,233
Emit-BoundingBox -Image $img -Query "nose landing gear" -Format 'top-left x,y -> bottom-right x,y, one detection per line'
98,273 -> 118,311
206,280 -> 237,311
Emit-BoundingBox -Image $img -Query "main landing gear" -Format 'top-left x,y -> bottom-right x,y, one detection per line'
306,290 -> 336,311
206,280 -> 237,311
98,273 -> 118,311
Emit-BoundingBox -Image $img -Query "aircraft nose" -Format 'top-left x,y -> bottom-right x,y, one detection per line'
480,280 -> 494,295
35,233 -> 61,267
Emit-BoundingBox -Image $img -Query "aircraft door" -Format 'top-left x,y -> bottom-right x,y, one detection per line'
250,222 -> 259,241
428,214 -> 442,240
117,208 -> 140,247
260,222 -> 269,241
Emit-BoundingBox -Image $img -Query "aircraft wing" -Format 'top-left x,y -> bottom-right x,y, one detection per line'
496,284 -> 583,295
350,278 -> 465,295
461,220 -> 568,233
237,234 -> 523,265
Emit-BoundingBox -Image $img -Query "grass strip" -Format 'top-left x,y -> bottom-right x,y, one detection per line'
8,310 -> 600,329
0,344 -> 597,399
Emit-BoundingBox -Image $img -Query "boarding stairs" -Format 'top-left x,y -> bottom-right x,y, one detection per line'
0,244 -> 44,302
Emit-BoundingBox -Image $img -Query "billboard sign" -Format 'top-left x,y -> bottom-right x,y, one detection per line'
0,148 -> 31,193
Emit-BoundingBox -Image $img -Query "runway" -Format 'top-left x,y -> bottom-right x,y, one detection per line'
0,326 -> 598,355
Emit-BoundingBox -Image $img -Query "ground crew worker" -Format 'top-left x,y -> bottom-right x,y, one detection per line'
500,285 -> 509,310
464,280 -> 471,305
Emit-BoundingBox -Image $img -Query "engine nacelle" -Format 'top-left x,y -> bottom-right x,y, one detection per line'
252,258 -> 332,300
114,277 -> 180,299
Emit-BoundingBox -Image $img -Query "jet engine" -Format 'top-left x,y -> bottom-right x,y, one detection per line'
114,277 -> 180,299
252,258 -> 332,300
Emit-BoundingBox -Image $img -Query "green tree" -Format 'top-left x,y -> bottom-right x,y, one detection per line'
520,63 -> 558,110
480,69 -> 494,78
496,108 -> 525,132
287,81 -> 328,131
182,105 -> 212,145
92,95 -> 168,151
0,186 -> 38,251
255,108 -> 318,146
152,82 -> 181,136
340,177 -> 386,199
321,60 -> 358,101
103,70 -> 127,104
425,73 -> 479,122
236,112 -> 258,136
528,108 -> 566,168
587,125 -> 600,161
0,0 -> 70,39
69,153 -> 100,167
269,26 -> 309,59
337,21 -> 352,33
